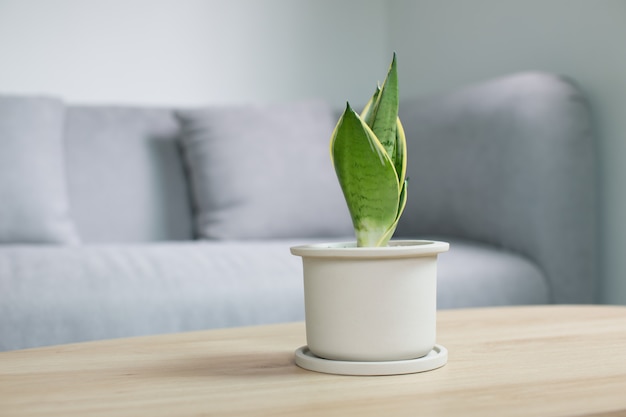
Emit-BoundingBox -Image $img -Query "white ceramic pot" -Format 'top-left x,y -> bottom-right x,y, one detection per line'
290,240 -> 449,362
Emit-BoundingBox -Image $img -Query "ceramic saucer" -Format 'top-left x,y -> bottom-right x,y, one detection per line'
294,345 -> 447,376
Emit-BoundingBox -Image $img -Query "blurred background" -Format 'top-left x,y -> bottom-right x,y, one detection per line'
0,0 -> 624,305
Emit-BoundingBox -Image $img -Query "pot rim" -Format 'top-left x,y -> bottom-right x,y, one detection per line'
290,239 -> 449,259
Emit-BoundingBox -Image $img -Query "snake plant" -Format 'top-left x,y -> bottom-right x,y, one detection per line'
330,53 -> 408,247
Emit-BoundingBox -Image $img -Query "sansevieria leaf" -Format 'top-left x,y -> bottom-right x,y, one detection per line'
331,104 -> 400,247
365,53 -> 399,163
330,53 -> 407,247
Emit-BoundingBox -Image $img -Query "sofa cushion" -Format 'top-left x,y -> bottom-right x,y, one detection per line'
64,106 -> 193,243
0,95 -> 80,244
176,100 -> 352,240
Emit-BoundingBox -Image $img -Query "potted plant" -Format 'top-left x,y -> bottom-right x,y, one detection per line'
291,54 -> 449,376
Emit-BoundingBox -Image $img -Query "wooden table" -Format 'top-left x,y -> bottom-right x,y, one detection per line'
1,305 -> 626,416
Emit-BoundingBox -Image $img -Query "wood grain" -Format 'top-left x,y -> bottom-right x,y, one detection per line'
1,305 -> 625,416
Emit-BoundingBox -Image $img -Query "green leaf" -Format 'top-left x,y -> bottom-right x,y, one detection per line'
377,178 -> 408,246
394,117 -> 407,184
330,53 -> 407,247
331,103 -> 401,247
367,53 -> 399,168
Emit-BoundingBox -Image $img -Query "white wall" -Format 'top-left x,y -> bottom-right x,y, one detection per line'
388,0 -> 626,304
0,0 -> 388,106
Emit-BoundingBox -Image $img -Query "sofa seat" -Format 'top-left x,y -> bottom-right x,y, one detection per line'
0,238 -> 547,351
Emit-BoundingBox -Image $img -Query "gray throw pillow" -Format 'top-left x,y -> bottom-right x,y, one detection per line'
175,100 -> 352,240
0,95 -> 80,244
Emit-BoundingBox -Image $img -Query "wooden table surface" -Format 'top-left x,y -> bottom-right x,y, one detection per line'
1,305 -> 626,417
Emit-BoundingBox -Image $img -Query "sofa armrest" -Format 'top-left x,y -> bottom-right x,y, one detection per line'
397,72 -> 597,303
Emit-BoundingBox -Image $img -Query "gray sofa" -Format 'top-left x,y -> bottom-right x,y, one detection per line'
0,72 -> 597,351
